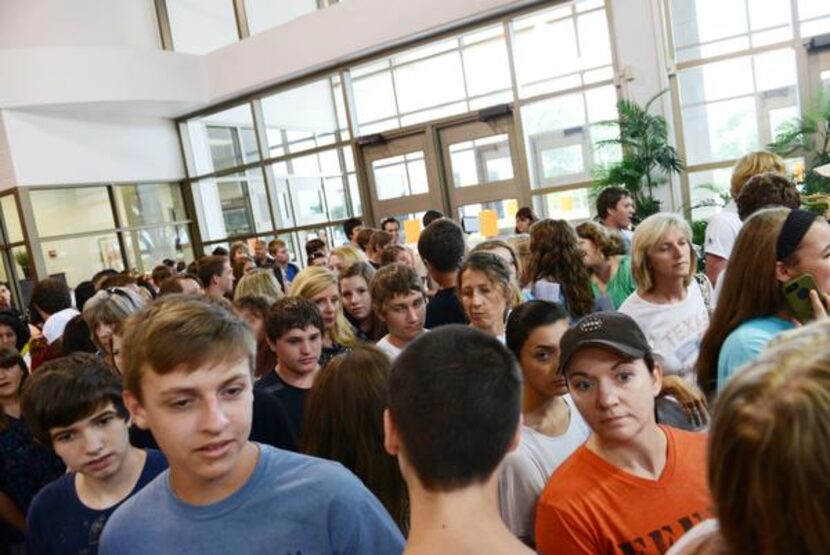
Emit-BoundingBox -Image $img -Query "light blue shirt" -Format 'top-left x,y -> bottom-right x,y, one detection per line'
717,316 -> 795,390
100,444 -> 404,555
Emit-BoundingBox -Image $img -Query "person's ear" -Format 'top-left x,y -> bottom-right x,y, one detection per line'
775,260 -> 794,283
123,390 -> 148,430
265,337 -> 278,354
383,409 -> 400,456
650,360 -> 663,398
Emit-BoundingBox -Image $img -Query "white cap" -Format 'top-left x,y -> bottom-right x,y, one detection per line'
42,307 -> 81,344
814,163 -> 830,178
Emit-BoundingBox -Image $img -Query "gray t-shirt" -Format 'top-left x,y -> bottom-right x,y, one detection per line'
99,444 -> 404,555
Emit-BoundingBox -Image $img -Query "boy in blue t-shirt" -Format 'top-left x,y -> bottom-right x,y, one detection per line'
100,295 -> 404,555
21,353 -> 168,554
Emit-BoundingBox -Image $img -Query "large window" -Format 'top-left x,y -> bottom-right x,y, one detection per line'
666,0 -> 822,221
349,24 -> 514,135
30,184 -> 192,286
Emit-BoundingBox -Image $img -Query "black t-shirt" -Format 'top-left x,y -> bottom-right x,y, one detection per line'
129,389 -> 298,452
254,371 -> 309,445
425,287 -> 468,329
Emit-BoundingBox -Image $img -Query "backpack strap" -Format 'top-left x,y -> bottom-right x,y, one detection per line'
694,272 -> 713,314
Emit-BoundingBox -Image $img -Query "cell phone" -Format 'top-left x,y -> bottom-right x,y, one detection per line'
782,273 -> 822,324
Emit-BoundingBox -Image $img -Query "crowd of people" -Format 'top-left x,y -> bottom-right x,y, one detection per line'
0,149 -> 828,554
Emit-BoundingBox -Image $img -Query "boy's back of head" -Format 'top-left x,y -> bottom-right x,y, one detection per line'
417,219 -> 465,274
31,277 -> 72,316
387,325 -> 521,491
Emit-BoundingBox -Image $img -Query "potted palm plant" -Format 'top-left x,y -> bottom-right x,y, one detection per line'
593,90 -> 684,221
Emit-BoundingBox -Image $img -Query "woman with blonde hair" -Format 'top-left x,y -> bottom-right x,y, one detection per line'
302,344 -> 408,532
619,213 -> 709,384
704,151 -> 785,285
457,252 -> 514,341
668,320 -> 830,555
696,207 -> 830,397
290,266 -> 356,365
327,245 -> 364,277
526,219 -> 597,319
576,221 -> 635,309
82,286 -> 147,367
339,262 -> 385,342
233,268 -> 284,304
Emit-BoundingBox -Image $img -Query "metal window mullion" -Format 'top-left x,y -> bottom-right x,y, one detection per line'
153,0 -> 174,51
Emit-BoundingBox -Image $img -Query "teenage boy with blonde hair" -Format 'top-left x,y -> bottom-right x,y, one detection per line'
100,295 -> 404,554
371,264 -> 427,361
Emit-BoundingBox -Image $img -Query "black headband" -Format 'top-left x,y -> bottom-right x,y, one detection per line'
776,209 -> 818,261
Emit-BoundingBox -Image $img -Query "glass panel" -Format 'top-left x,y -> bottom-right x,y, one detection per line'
261,77 -> 339,158
349,24 -> 511,134
512,4 -> 613,98
186,104 -> 259,176
268,148 -> 349,226
1,196 -> 23,244
531,188 -> 591,221
801,16 -> 830,37
371,152 -> 429,200
798,0 -> 830,21
448,134 -> 514,188
687,167 -> 734,221
458,199 -> 518,241
167,0 -> 239,55
123,225 -> 194,274
11,246 -> 32,282
670,0 -> 791,62
521,85 -> 620,188
193,170 -> 270,241
244,0 -> 318,35
678,49 -> 798,165
113,183 -> 187,227
42,233 -> 123,287
32,188 -> 115,237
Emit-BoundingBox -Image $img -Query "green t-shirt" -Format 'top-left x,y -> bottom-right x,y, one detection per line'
590,255 -> 636,309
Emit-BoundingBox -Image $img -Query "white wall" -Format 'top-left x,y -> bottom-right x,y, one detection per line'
2,110 -> 185,186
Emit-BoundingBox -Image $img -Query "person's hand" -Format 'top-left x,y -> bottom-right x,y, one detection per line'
808,289 -> 829,321
660,375 -> 709,428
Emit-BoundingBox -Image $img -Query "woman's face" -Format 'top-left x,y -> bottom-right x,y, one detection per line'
327,254 -> 345,276
395,249 -> 415,267
311,285 -> 340,331
0,324 -> 17,350
112,333 -> 124,374
96,322 -> 116,354
516,217 -> 532,234
578,237 -> 603,268
518,320 -> 570,399
0,362 -> 24,401
646,227 -> 691,284
459,269 -> 509,335
340,276 -> 372,321
782,220 -> 830,294
0,285 -> 11,309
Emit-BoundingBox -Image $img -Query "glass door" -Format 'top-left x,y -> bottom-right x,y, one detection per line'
438,113 -> 525,239
360,132 -> 445,242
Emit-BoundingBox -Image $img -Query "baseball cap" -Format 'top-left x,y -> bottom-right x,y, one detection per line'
558,312 -> 652,374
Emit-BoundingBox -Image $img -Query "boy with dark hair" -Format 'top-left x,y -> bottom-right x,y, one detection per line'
101,295 -> 403,554
596,186 -> 635,251
371,264 -> 427,361
268,239 -> 299,283
22,353 -> 167,554
421,210 -> 444,228
381,217 -> 401,244
31,277 -> 78,346
416,218 -> 468,328
256,296 -> 324,439
535,312 -> 710,555
385,326 -> 532,555
196,255 -> 234,299
344,217 -> 364,248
